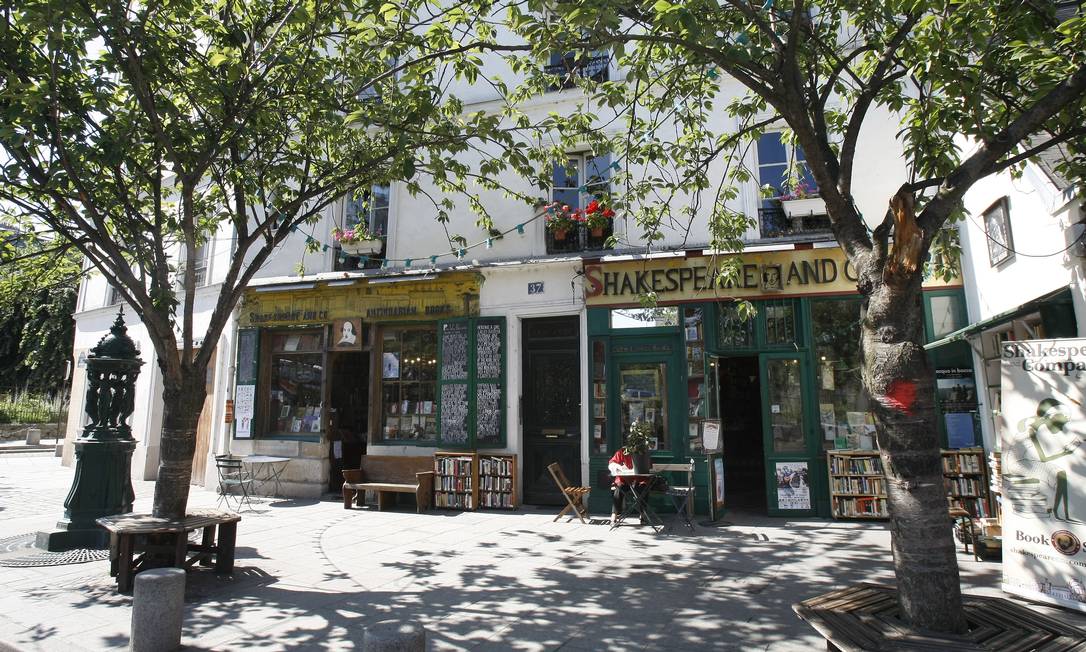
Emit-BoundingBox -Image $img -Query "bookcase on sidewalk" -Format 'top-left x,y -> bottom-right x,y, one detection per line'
828,450 -> 888,519
941,447 -> 993,518
478,453 -> 517,510
434,452 -> 477,510
434,452 -> 518,511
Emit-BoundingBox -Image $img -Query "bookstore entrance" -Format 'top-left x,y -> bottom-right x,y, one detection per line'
327,350 -> 368,493
716,356 -> 766,511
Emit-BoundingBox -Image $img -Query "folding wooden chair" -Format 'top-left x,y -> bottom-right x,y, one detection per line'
547,462 -> 590,523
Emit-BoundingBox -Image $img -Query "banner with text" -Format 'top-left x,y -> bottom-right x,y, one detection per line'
1001,338 -> 1086,611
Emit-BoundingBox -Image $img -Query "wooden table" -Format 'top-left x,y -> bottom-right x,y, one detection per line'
794,582 -> 1086,651
96,508 -> 241,592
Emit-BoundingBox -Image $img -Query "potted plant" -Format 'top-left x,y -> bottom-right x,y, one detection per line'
333,226 -> 383,255
583,199 -> 616,237
625,420 -> 654,474
778,181 -> 825,218
543,202 -> 586,241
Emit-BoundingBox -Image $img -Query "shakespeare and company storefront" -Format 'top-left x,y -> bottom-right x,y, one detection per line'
230,271 -> 487,498
583,244 -> 965,517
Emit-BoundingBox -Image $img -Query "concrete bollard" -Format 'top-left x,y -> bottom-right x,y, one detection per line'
363,620 -> 426,652
130,568 -> 186,652
25,428 -> 40,446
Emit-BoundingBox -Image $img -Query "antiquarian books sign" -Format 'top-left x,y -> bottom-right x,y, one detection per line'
1001,339 -> 1086,611
583,247 -> 960,306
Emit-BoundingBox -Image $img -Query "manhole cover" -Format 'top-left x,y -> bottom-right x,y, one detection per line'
0,533 -> 108,567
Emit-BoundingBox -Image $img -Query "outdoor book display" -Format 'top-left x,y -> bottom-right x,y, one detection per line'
434,452 -> 476,510
684,307 -> 706,454
433,452 -> 518,511
941,447 -> 992,518
828,450 -> 888,519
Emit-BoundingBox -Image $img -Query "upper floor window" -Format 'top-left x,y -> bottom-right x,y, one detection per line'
546,153 -> 613,254
107,284 -> 123,307
335,185 -> 389,271
358,58 -> 397,104
983,197 -> 1014,266
544,48 -> 609,91
174,241 -> 210,290
756,133 -> 827,238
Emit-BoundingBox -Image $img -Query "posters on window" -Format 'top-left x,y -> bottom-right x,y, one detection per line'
775,461 -> 811,510
1001,339 -> 1086,612
234,384 -> 255,439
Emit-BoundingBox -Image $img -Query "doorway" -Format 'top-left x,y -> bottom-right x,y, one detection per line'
521,316 -> 581,505
328,351 -> 368,493
717,356 -> 766,512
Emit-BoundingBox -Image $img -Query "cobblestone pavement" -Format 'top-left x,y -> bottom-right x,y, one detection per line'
0,454 -> 1078,651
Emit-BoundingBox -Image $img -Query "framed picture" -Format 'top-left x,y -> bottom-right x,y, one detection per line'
332,318 -> 363,350
593,401 -> 605,418
983,197 -> 1014,266
593,381 -> 606,399
685,325 -> 700,342
382,352 -> 400,379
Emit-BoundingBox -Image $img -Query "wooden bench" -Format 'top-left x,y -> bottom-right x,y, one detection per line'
96,508 -> 240,593
342,455 -> 434,513
794,582 -> 1086,651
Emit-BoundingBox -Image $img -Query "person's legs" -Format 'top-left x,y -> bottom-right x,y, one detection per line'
612,485 -> 624,522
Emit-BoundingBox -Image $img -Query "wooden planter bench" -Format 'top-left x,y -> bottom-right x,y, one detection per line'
794,582 -> 1086,651
342,455 -> 434,513
96,508 -> 240,593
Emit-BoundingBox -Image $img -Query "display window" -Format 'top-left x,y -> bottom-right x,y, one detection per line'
379,325 -> 438,441
261,329 -> 325,437
811,298 -> 874,450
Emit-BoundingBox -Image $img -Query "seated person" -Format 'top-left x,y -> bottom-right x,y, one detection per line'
608,447 -> 646,524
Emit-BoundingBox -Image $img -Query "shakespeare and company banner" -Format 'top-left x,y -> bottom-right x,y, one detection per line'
1001,339 -> 1086,611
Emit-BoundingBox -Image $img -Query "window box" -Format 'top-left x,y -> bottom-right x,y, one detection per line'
340,238 -> 383,256
780,197 -> 826,218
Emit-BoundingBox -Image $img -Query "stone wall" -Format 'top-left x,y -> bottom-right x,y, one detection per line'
0,423 -> 63,441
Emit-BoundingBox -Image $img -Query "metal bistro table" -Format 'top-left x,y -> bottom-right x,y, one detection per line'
243,455 -> 290,496
610,470 -> 664,532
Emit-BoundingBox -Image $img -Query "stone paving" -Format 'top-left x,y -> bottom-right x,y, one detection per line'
0,453 -> 1078,651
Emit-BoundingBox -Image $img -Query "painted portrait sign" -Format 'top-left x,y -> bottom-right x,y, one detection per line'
1001,339 -> 1086,611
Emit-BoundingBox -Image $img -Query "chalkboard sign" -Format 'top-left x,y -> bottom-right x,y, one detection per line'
236,329 -> 259,385
476,322 -> 502,378
475,383 -> 502,444
441,322 -> 469,380
439,383 -> 469,443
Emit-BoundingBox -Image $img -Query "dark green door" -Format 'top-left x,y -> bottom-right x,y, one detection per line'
761,353 -> 819,516
611,341 -> 684,459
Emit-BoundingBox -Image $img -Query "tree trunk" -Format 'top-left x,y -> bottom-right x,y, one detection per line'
152,368 -> 207,520
861,272 -> 968,633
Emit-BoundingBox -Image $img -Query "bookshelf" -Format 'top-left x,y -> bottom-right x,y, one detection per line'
684,306 -> 705,454
434,452 -> 477,510
942,447 -> 993,519
828,450 -> 888,519
478,453 -> 517,510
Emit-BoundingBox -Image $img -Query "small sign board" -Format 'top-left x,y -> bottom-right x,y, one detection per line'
527,281 -> 545,295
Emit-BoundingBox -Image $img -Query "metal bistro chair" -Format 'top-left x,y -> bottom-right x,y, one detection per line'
215,454 -> 255,512
651,459 -> 696,532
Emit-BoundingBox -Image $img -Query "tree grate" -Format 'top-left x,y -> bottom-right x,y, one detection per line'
0,533 -> 109,567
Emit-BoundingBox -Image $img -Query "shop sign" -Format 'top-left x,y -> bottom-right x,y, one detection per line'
583,247 -> 960,306
240,272 -> 481,327
1001,338 -> 1086,612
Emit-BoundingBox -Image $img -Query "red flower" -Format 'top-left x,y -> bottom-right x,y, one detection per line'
585,200 -> 599,214
602,208 -> 615,219
562,204 -> 571,213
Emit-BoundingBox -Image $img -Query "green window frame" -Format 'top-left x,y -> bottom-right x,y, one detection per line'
436,317 -> 507,449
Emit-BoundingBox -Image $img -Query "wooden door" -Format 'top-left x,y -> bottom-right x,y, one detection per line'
191,349 -> 217,485
521,317 -> 580,505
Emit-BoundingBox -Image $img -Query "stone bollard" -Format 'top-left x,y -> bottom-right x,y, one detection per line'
130,568 -> 185,652
25,428 -> 41,446
362,620 -> 426,652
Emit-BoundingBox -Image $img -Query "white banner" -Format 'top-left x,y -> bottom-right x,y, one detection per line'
234,384 -> 256,439
1001,339 -> 1086,611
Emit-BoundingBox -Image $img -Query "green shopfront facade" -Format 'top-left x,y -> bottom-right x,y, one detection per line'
584,246 -> 967,518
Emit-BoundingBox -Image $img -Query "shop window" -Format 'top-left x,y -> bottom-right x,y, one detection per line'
765,357 -> 805,453
610,306 -> 678,329
929,293 -> 966,340
262,329 -> 325,437
546,153 -> 613,253
378,325 -> 438,442
763,299 -> 798,346
591,339 -> 608,455
618,361 -> 670,451
811,298 -> 874,450
717,302 -> 754,349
